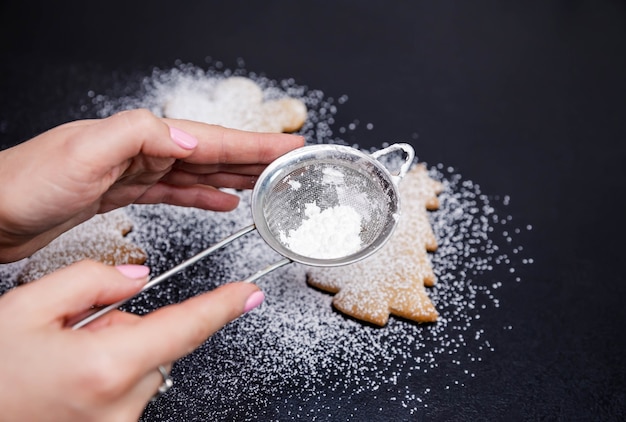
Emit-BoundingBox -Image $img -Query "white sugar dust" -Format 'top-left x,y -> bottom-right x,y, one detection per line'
280,203 -> 362,259
0,59 -> 534,421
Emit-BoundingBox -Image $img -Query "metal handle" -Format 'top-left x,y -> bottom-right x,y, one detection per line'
71,224 -> 257,330
243,258 -> 292,283
370,143 -> 415,185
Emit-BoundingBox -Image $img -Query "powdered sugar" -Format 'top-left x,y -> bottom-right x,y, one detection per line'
322,166 -> 346,184
279,203 -> 362,259
286,179 -> 301,190
0,59 -> 534,420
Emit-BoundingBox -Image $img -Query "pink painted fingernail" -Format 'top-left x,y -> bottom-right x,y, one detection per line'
115,265 -> 150,279
169,126 -> 198,150
243,290 -> 265,313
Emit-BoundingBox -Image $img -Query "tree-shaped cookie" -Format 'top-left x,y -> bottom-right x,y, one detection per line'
307,164 -> 443,326
18,209 -> 146,284
162,76 -> 307,133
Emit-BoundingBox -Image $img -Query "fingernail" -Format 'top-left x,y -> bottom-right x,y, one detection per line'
115,264 -> 150,279
169,126 -> 198,150
243,290 -> 265,313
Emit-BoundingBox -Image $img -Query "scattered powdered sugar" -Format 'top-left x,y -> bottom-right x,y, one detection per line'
88,59 -> 344,145
279,203 -> 362,259
0,60 -> 534,420
286,178 -> 301,190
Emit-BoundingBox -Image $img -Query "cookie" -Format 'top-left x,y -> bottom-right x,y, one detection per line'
17,209 -> 147,284
162,76 -> 308,133
306,164 -> 443,326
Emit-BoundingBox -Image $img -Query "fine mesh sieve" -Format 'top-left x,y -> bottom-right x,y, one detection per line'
73,143 -> 414,329
251,143 -> 412,267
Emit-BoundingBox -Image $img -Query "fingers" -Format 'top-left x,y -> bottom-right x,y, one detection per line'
82,112 -> 303,170
62,111 -> 304,178
171,162 -> 269,178
163,118 -> 305,165
130,364 -> 173,407
105,282 -> 263,371
78,309 -> 143,332
161,169 -> 259,190
134,183 -> 241,211
80,113 -> 303,211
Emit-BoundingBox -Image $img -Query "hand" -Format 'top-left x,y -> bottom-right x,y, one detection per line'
0,109 -> 304,262
0,261 -> 264,421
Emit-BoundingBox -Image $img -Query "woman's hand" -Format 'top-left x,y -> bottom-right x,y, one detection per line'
0,261 -> 264,421
0,109 -> 304,262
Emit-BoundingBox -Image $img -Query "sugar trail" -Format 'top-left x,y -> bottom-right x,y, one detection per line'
0,60 -> 533,421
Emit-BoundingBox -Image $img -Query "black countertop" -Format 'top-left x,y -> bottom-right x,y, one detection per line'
1,1 -> 625,421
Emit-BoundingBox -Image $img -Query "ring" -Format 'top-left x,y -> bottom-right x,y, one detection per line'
150,365 -> 174,402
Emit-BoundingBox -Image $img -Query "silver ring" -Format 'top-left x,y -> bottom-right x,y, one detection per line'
150,365 -> 174,402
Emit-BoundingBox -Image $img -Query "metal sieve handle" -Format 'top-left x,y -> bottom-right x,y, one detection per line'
369,143 -> 415,185
71,224 -> 257,329
243,258 -> 292,283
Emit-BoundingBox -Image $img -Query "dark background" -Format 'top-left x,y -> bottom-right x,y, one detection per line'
1,1 -> 625,420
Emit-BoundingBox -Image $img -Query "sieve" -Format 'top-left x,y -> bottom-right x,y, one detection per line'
72,143 -> 414,329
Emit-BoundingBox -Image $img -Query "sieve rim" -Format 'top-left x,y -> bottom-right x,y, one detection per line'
250,144 -> 405,267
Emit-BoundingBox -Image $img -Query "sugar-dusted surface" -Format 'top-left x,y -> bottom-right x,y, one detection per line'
120,163 -> 529,421
0,62 -> 533,420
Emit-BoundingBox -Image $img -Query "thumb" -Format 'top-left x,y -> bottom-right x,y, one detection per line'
11,261 -> 148,327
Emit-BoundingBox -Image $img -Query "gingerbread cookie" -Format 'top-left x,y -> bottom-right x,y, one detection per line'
306,164 -> 443,326
17,209 -> 146,284
162,76 -> 308,133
